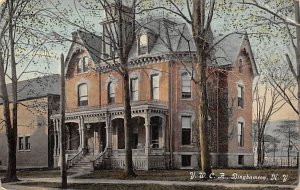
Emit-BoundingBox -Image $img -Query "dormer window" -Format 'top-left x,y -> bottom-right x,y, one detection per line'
139,33 -> 148,55
77,56 -> 88,73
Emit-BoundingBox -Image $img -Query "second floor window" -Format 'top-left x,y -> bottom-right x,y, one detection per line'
108,82 -> 115,104
77,56 -> 88,73
238,85 -> 244,108
182,116 -> 192,145
181,72 -> 191,99
238,122 -> 244,147
130,78 -> 138,101
151,74 -> 159,100
78,83 -> 88,106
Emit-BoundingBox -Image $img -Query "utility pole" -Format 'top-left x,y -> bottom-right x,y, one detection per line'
60,54 -> 67,188
288,125 -> 291,167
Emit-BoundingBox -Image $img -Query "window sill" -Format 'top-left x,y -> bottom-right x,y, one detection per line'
18,150 -> 31,152
180,166 -> 193,170
238,106 -> 244,110
180,98 -> 193,101
76,71 -> 89,75
180,145 -> 194,148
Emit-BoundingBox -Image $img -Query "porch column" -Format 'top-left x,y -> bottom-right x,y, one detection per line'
78,118 -> 82,150
145,113 -> 150,154
144,112 -> 151,170
106,113 -> 112,156
98,125 -> 102,153
161,116 -> 166,151
80,117 -> 87,154
93,127 -> 97,155
66,125 -> 70,150
53,120 -> 57,156
56,119 -> 60,155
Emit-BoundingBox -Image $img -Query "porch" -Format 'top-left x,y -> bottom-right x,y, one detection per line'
51,104 -> 169,170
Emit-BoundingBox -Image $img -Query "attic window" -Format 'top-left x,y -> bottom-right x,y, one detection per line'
77,56 -> 88,73
238,57 -> 243,73
139,34 -> 148,55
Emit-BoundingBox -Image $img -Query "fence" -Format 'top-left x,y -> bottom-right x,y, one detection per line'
263,156 -> 298,167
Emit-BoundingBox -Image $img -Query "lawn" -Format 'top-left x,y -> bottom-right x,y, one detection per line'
0,168 -> 298,185
20,182 -> 292,190
78,168 -> 298,185
0,169 -> 60,178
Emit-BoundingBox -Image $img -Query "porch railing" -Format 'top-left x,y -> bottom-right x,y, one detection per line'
67,150 -> 83,168
92,148 -> 107,168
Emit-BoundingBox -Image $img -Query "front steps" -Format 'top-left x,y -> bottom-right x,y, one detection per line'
67,155 -> 96,178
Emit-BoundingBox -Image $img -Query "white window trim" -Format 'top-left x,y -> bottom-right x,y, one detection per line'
18,135 -> 31,152
236,81 -> 245,109
237,117 -> 245,148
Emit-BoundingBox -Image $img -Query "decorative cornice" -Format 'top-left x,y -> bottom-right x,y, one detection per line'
97,52 -> 197,73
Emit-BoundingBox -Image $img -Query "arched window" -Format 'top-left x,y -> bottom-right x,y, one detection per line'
181,72 -> 191,99
139,33 -> 148,55
108,82 -> 115,104
77,56 -> 89,73
238,58 -> 243,73
78,83 -> 88,106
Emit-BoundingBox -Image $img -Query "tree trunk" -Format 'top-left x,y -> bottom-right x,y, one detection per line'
192,0 -> 212,177
257,139 -> 262,168
196,60 -> 211,176
293,0 -> 300,179
123,71 -> 135,177
2,0 -> 19,182
0,51 -> 18,183
60,54 -> 67,188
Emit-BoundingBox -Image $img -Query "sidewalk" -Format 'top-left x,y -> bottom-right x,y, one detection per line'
1,177 -> 298,190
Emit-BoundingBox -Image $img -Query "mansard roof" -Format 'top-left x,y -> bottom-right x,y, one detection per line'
0,74 -> 60,103
128,17 -> 197,58
64,17 -> 257,76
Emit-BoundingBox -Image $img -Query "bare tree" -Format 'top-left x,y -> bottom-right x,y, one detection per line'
240,0 -> 300,178
0,0 -> 58,182
253,77 -> 286,168
275,120 -> 299,167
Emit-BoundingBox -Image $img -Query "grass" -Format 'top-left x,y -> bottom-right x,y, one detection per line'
78,168 -> 298,185
0,168 -> 297,186
0,169 -> 60,178
20,182 -> 292,190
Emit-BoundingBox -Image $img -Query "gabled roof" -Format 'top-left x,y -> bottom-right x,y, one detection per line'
65,30 -> 102,75
213,33 -> 258,76
0,74 -> 60,103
